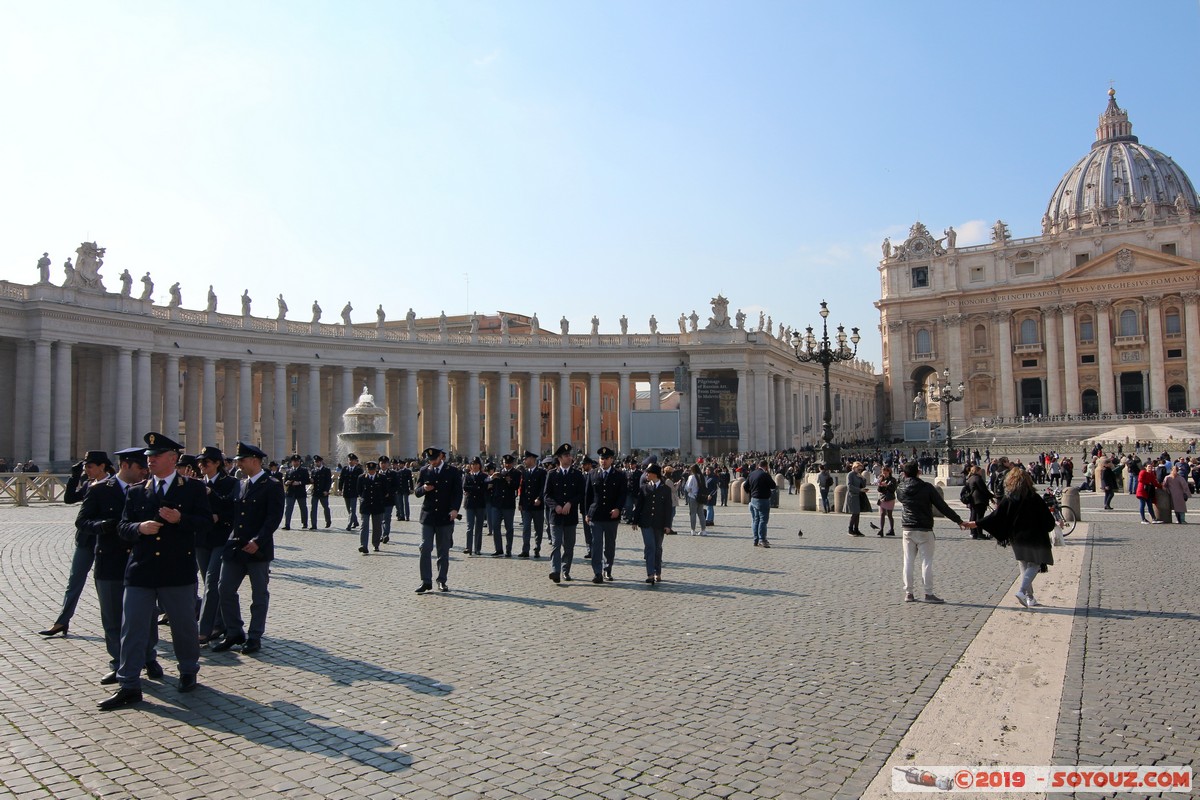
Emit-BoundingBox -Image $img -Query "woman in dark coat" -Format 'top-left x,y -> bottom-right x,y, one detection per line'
972,468 -> 1055,609
964,465 -> 994,539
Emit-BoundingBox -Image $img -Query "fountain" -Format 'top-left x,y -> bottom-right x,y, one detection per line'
337,386 -> 391,463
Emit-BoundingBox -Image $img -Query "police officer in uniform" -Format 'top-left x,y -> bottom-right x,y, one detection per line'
586,446 -> 627,583
543,443 -> 585,584
393,459 -> 414,522
99,432 -> 211,710
357,461 -> 389,553
281,455 -> 309,530
631,462 -> 672,584
338,453 -> 363,530
414,447 -> 463,593
580,455 -> 596,559
82,448 -> 158,684
308,455 -> 333,529
377,455 -> 396,542
196,446 -> 239,644
490,454 -> 519,556
517,450 -> 546,558
212,442 -> 284,655
461,456 -> 488,556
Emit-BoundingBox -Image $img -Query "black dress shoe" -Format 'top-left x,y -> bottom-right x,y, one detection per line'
518,551 -> 530,558
325,522 -> 331,529
98,687 -> 142,710
211,634 -> 246,652
38,623 -> 68,637
282,526 -> 291,531
359,546 -> 368,554
241,639 -> 260,654
100,671 -> 118,685
549,572 -> 560,583
415,584 -> 432,594
533,550 -> 541,558
436,581 -> 449,592
604,568 -> 613,582
179,674 -> 198,693
645,577 -> 656,585
505,552 -> 512,558
562,573 -> 573,581
761,541 -> 771,548
591,575 -> 604,584
491,551 -> 504,558
381,536 -> 389,544
145,661 -> 164,679
584,551 -> 592,559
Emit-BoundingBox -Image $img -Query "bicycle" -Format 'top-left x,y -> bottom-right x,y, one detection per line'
1042,487 -> 1077,536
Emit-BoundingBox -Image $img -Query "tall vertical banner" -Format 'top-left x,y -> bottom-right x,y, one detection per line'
695,376 -> 739,439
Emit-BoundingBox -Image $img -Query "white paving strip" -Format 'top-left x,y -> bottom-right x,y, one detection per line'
862,523 -> 1090,800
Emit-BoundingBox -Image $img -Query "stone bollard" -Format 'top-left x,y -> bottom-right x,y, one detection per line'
1154,487 -> 1173,524
833,484 -> 848,513
1061,486 -> 1082,522
730,478 -> 744,504
799,482 -> 816,511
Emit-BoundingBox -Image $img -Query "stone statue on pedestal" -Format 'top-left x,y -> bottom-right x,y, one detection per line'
619,315 -> 628,335
438,311 -> 448,336
63,259 -> 83,288
341,302 -> 353,326
406,308 -> 417,335
207,285 -> 218,312
1175,193 -> 1191,221
944,226 -> 956,249
119,270 -> 133,297
73,242 -> 106,291
531,313 -> 540,332
311,301 -> 322,323
1142,195 -> 1156,222
500,314 -> 509,335
470,313 -> 479,335
757,311 -> 765,332
168,283 -> 182,307
1116,196 -> 1131,224
688,310 -> 699,332
376,304 -> 385,325
649,314 -> 657,334
140,273 -> 154,301
991,219 -> 1010,243
560,316 -> 569,336
242,290 -> 252,316
766,315 -> 772,335
590,316 -> 599,336
882,238 -> 891,259
735,309 -> 746,330
277,294 -> 288,319
706,294 -> 731,330
37,253 -> 51,283
1042,213 -> 1053,234
677,313 -> 687,334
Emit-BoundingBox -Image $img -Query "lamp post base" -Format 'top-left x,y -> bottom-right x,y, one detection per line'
820,443 -> 842,470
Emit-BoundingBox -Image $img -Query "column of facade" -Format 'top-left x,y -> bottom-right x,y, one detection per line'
617,371 -> 631,454
135,350 -> 152,441
308,365 -> 321,456
689,369 -> 700,456
487,374 -> 502,454
164,354 -> 181,439
587,372 -> 601,454
736,368 -> 750,451
1183,293 -> 1200,408
53,342 -> 73,463
260,367 -> 274,454
1096,300 -> 1116,413
945,315 -> 964,424
466,370 -> 481,456
1061,304 -> 1080,414
557,372 -> 571,447
1145,296 -> 1167,411
112,347 -> 133,452
374,368 -> 387,412
648,372 -> 660,410
774,374 -> 787,450
435,369 -> 450,449
754,369 -> 770,451
498,370 -> 512,453
31,341 -> 52,464
404,370 -> 419,457
223,364 -> 238,451
201,357 -> 217,446
994,312 -> 1014,418
98,351 -> 115,451
239,360 -> 253,443
150,354 -> 163,432
1043,307 -> 1062,416
525,373 -> 541,455
886,321 -> 908,429
273,363 -> 288,457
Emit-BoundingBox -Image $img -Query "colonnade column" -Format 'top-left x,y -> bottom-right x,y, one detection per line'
1096,301 -> 1115,413
53,342 -> 73,462
774,374 -> 786,450
498,371 -> 511,453
374,368 -> 387,412
945,315 -> 964,425
308,365 -> 321,456
404,370 -> 419,456
164,354 -> 181,439
618,371 -> 631,454
587,372 -> 601,454
736,368 -> 749,452
115,348 -> 133,451
273,363 -> 288,457
31,341 -> 52,465
648,372 -> 660,411
135,350 -> 152,442
467,371 -> 481,456
525,373 -> 541,455
239,360 -> 253,443
223,364 -> 237,452
557,372 -> 571,447
1146,296 -> 1166,411
1061,304 -> 1080,415
886,321 -> 907,432
995,311 -> 1014,417
201,357 -> 217,446
435,369 -> 450,449
1184,293 -> 1200,409
754,369 -> 770,452
1044,307 -> 1062,416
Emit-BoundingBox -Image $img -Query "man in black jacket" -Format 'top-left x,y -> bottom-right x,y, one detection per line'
586,446 -> 626,582
543,443 -> 585,584
308,455 -> 333,529
895,460 -> 969,604
281,455 -> 309,530
338,454 -> 363,530
393,460 -> 414,522
196,446 -> 240,644
357,461 -> 390,553
414,447 -> 463,593
517,450 -> 546,558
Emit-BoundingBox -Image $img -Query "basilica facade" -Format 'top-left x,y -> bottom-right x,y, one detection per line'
878,91 -> 1200,438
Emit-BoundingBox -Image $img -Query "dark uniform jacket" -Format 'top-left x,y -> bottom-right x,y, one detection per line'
378,469 -> 396,505
338,464 -> 363,498
78,477 -> 132,582
357,472 -> 391,514
283,466 -> 310,498
415,463 -> 463,526
462,470 -> 488,509
518,466 -> 546,509
631,480 -> 673,531
202,472 -> 241,549
225,472 -> 284,563
587,467 -> 627,521
543,466 -> 585,526
118,474 -> 212,588
392,466 -> 413,495
488,468 -> 519,509
64,474 -> 90,505
310,465 -> 333,496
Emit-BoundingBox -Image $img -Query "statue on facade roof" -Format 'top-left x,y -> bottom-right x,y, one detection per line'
168,282 -> 182,307
591,315 -> 600,336
735,309 -> 746,330
688,310 -> 699,332
882,238 -> 891,259
311,300 -> 322,323
561,316 -> 570,336
63,258 -> 83,288
438,311 -> 448,336
757,311 -> 765,332
1175,193 -> 1191,221
36,253 -> 51,283
242,290 -> 251,316
1041,213 -> 1053,235
119,270 -> 132,297
1116,195 -> 1132,223
406,307 -> 416,334
991,219 -> 1010,243
1142,195 -> 1156,222
531,312 -> 540,332
341,302 -> 353,326
73,242 -> 106,291
707,294 -> 731,330
620,315 -> 628,335
376,304 -> 385,325
140,272 -> 153,301
677,313 -> 687,334
649,314 -> 658,334
500,314 -> 509,335
766,315 -> 772,335
944,226 -> 956,249
207,285 -> 217,312
470,312 -> 479,335
277,294 -> 288,319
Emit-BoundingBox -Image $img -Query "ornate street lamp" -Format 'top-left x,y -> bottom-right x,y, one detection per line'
925,368 -> 966,465
792,300 -> 860,470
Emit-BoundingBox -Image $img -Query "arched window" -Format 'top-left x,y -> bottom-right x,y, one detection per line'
1165,308 -> 1182,335
915,329 -> 932,355
1079,315 -> 1094,343
973,324 -> 987,350
1019,318 -> 1038,345
1169,384 -> 1187,413
1081,389 -> 1099,414
1119,309 -> 1139,337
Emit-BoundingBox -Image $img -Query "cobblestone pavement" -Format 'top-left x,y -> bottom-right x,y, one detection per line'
1053,491 -> 1200,799
0,491 -> 1182,799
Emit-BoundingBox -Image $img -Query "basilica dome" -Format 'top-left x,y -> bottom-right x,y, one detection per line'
1044,91 -> 1199,232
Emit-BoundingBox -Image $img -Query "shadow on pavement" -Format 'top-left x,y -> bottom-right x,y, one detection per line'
141,689 -> 414,773
246,637 -> 456,693
438,588 -> 597,613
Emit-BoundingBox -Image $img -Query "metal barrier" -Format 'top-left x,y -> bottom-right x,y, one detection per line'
0,474 -> 70,506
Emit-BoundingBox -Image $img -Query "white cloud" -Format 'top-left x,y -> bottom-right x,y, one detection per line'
955,219 -> 990,246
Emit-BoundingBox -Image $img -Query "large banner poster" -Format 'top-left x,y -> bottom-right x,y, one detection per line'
695,376 -> 739,439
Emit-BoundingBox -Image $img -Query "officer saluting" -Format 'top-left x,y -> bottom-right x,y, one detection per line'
212,442 -> 284,655
543,443 -> 585,584
99,432 -> 211,710
414,447 -> 462,594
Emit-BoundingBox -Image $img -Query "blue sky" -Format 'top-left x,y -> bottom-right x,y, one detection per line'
3,1 -> 1199,368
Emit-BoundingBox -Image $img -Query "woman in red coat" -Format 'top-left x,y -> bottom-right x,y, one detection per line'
1136,460 -> 1161,524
